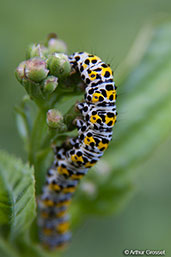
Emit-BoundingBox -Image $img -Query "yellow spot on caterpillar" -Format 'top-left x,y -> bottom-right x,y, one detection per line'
90,114 -> 102,124
82,63 -> 87,69
43,199 -> 54,207
105,116 -> 113,124
105,115 -> 116,126
101,66 -> 112,77
89,55 -> 101,62
98,141 -> 109,150
58,166 -> 70,176
56,210 -> 67,218
57,222 -> 70,234
84,136 -> 95,145
62,187 -> 76,193
84,161 -> 96,168
106,90 -> 116,100
71,174 -> 84,180
56,200 -> 71,207
92,92 -> 104,103
88,71 -> 97,80
49,183 -> 61,191
71,154 -> 83,163
43,228 -> 53,236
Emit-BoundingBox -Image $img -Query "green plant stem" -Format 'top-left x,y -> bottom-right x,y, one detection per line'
28,110 -> 46,165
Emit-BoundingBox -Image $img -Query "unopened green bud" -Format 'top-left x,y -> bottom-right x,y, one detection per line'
47,53 -> 71,78
48,38 -> 67,53
25,57 -> 49,82
15,61 -> 26,83
42,76 -> 58,94
47,109 -> 63,128
26,43 -> 48,59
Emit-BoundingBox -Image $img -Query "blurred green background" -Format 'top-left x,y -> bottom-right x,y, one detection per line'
0,0 -> 171,256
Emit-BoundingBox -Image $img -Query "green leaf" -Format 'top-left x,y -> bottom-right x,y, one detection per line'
106,22 -> 171,171
15,96 -> 38,154
0,150 -> 36,240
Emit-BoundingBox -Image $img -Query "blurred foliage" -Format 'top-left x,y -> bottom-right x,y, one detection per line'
0,20 -> 170,257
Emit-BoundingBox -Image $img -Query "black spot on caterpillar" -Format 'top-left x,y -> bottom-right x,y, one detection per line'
38,52 -> 117,249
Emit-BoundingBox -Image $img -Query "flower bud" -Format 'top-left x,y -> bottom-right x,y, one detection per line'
47,53 -> 71,78
47,109 -> 63,128
26,44 -> 48,59
15,61 -> 26,83
42,76 -> 58,94
25,57 -> 49,82
48,38 -> 67,53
